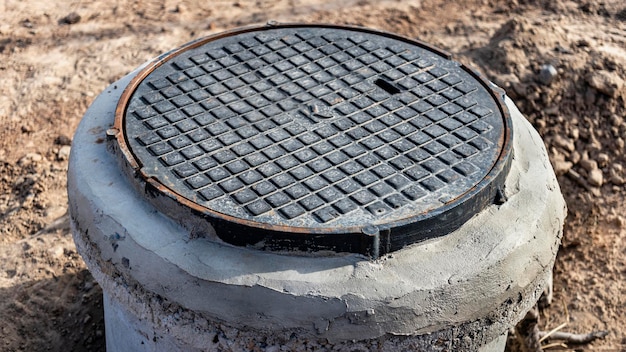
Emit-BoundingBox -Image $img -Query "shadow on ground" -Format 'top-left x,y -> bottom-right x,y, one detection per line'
0,269 -> 105,352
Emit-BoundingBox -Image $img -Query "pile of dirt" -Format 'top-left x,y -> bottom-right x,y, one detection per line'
462,3 -> 626,350
0,0 -> 624,351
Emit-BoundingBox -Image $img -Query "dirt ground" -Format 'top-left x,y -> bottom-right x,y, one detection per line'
0,0 -> 625,351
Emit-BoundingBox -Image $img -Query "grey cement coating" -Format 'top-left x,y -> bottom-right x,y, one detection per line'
68,68 -> 566,351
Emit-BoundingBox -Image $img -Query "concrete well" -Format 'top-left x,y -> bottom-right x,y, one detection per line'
69,24 -> 566,352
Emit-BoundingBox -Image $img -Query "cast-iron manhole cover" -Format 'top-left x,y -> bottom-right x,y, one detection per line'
111,23 -> 512,257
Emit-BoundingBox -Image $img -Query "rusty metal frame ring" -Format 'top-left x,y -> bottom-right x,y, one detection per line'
110,23 -> 513,257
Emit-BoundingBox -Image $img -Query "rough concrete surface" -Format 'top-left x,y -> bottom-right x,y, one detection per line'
69,66 -> 565,351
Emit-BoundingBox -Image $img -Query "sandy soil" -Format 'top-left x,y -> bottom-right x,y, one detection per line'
1,0 -> 625,351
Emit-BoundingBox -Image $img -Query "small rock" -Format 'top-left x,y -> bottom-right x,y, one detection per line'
611,174 -> 625,185
610,114 -> 624,127
83,314 -> 92,324
551,150 -> 572,176
569,150 -> 581,164
538,64 -> 558,85
58,12 -> 81,25
588,169 -> 603,187
534,118 -> 546,130
587,133 -> 602,152
597,153 -> 609,168
55,135 -> 72,146
47,246 -> 65,259
18,153 -> 43,166
586,70 -> 625,97
57,145 -> 71,161
580,158 -> 598,172
553,160 -> 573,176
610,164 -> 624,185
553,135 -> 575,152
44,205 -> 67,219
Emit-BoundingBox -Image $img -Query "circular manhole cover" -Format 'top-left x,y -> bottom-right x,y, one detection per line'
112,24 -> 512,257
